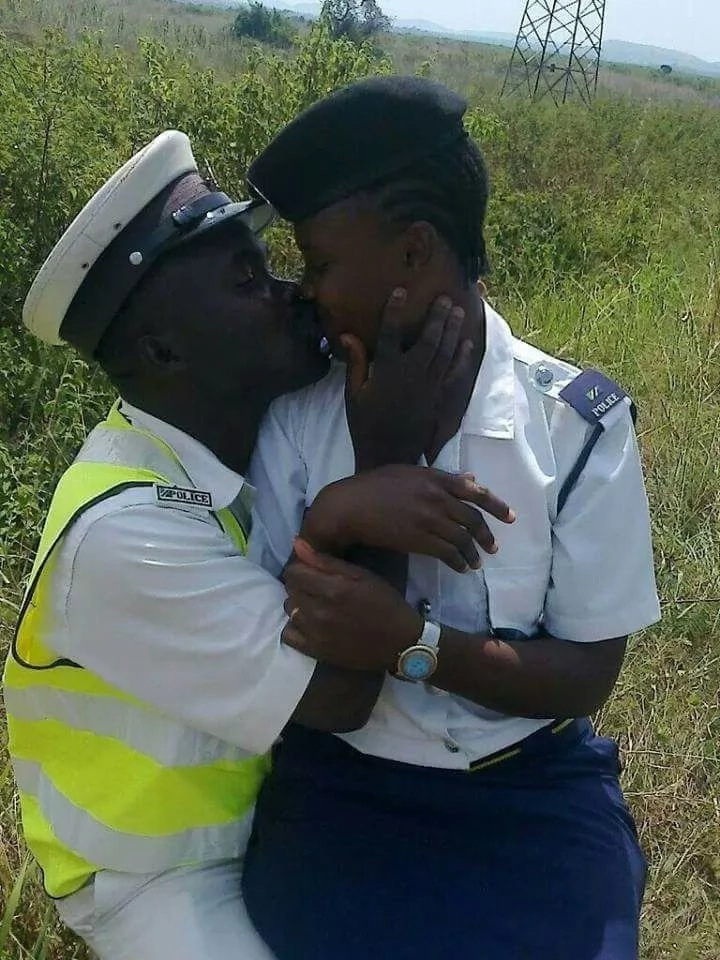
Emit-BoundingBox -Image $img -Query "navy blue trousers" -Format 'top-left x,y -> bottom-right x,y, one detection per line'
242,721 -> 646,960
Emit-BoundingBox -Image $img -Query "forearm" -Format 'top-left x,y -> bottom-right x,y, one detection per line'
283,534 -> 395,733
299,486 -> 410,653
292,495 -> 409,731
344,543 -> 408,592
432,628 -> 627,718
291,662 -> 384,732
295,546 -> 406,729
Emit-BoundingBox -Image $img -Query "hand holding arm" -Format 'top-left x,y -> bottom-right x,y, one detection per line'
282,540 -> 626,718
291,291 -> 477,730
301,466 -> 515,572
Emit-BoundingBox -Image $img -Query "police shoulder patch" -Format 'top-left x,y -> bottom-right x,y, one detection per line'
155,485 -> 213,509
559,369 -> 630,426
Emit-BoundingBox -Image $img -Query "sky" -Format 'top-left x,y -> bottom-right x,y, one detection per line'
379,0 -> 718,62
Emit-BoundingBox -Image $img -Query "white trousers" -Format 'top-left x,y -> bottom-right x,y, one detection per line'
56,859 -> 276,960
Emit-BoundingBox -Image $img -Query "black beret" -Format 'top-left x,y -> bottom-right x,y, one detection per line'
248,75 -> 468,222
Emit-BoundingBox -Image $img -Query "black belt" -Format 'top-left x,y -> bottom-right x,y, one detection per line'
468,718 -> 587,772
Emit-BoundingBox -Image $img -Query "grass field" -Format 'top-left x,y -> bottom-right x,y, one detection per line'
1,0 -> 719,956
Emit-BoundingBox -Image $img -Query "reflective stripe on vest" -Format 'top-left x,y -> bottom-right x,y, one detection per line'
3,403 -> 267,897
12,761 -> 254,876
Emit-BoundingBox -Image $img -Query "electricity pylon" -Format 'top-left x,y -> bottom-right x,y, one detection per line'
501,1 -> 607,106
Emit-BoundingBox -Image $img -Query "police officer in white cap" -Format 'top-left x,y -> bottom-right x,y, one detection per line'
2,128 -> 331,960
4,129 -> 512,959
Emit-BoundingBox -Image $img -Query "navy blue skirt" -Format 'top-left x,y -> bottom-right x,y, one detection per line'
242,720 -> 646,960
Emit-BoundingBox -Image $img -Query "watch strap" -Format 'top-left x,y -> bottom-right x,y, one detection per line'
418,618 -> 441,651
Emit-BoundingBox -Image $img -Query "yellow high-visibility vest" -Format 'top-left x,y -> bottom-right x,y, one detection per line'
3,404 -> 270,898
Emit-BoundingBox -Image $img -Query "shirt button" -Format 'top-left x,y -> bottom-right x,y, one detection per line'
417,598 -> 432,618
534,365 -> 554,389
443,737 -> 460,753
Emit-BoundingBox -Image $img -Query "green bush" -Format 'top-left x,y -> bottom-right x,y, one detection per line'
233,2 -> 296,49
0,21 -> 388,591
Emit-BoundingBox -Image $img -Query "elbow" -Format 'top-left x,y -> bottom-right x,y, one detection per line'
310,703 -> 373,734
333,710 -> 373,734
290,667 -> 382,734
556,637 -> 627,717
566,677 -> 619,717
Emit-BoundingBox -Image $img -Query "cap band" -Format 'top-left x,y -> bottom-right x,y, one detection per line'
61,195 -> 273,359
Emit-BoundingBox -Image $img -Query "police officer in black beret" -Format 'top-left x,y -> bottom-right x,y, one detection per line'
241,77 -> 660,960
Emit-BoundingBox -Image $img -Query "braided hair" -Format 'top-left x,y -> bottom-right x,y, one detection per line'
364,134 -> 490,284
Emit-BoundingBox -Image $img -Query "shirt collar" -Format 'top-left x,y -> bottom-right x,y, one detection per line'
461,303 -> 516,439
119,401 -> 250,510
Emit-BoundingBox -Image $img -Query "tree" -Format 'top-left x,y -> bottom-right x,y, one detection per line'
233,3 -> 295,48
321,0 -> 391,44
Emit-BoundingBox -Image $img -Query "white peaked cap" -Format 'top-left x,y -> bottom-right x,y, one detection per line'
22,130 -> 273,351
23,131 -> 197,345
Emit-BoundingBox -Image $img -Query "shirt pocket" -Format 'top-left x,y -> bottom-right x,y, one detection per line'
482,564 -> 551,638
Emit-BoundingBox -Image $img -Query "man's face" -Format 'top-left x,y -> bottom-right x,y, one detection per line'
162,220 -> 329,403
295,197 -> 413,356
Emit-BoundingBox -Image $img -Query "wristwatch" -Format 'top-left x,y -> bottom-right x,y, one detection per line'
395,619 -> 441,682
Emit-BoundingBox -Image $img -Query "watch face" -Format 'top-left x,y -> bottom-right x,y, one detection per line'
399,648 -> 436,682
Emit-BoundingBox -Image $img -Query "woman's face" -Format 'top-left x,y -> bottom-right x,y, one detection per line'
294,197 -> 414,356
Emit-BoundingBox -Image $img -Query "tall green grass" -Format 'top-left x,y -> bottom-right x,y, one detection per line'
1,1 -> 719,956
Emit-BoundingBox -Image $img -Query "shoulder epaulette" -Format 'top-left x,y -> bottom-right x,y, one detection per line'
558,368 -> 636,427
513,338 -> 635,426
512,338 -> 636,514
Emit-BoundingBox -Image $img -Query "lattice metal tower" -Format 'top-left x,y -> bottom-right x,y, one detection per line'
501,1 -> 607,106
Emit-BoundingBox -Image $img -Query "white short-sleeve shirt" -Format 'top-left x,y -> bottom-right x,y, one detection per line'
47,403 -> 315,756
249,304 -> 661,770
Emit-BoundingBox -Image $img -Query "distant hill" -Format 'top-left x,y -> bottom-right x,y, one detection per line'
181,0 -> 720,78
601,39 -> 720,76
387,18 -> 720,78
